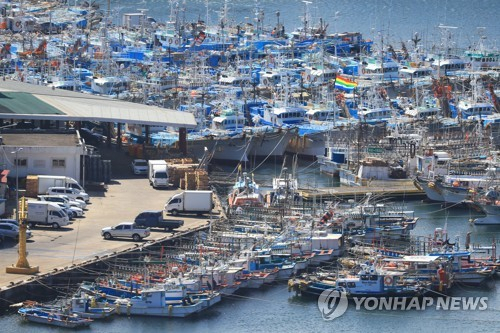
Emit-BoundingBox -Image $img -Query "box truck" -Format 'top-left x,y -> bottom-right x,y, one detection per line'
26,175 -> 84,197
164,190 -> 214,216
26,201 -> 71,229
148,160 -> 169,188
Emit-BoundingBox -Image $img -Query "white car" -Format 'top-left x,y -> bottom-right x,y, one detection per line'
46,187 -> 90,203
131,159 -> 148,175
101,222 -> 150,241
54,203 -> 84,217
38,195 -> 87,210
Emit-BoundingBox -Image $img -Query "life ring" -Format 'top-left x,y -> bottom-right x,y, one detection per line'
362,68 -> 366,74
262,78 -> 269,86
174,39 -> 179,45
47,315 -> 53,322
15,21 -> 21,28
168,38 -> 173,44
306,75 -> 311,82
313,77 -> 317,82
384,276 -> 393,285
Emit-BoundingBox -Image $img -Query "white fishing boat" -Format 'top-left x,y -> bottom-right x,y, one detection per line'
69,294 -> 116,319
91,76 -> 130,96
113,286 -> 204,317
270,165 -> 300,205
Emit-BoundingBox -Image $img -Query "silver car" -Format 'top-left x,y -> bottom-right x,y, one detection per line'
0,223 -> 32,240
131,159 -> 148,175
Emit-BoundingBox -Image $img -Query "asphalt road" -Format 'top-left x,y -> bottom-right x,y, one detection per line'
0,144 -> 219,287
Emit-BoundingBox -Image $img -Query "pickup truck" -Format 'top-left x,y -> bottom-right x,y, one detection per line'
134,210 -> 184,231
101,222 -> 151,241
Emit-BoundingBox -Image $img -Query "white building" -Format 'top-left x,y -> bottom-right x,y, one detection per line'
0,131 -> 85,182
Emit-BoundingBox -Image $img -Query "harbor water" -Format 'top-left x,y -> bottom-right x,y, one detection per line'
103,0 -> 499,50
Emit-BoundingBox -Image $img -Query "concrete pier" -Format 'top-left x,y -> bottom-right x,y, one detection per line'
0,145 -> 221,310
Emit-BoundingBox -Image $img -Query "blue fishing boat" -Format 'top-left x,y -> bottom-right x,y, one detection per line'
291,263 -> 429,298
18,306 -> 93,328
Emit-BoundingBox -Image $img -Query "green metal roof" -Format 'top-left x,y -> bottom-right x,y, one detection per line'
0,92 -> 64,114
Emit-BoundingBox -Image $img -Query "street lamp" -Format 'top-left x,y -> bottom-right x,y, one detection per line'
11,147 -> 23,222
6,146 -> 39,275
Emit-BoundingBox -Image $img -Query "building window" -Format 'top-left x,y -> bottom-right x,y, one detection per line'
15,158 -> 27,167
33,160 -> 46,168
52,159 -> 66,168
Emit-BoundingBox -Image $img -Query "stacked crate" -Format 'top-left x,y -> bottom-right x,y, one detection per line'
165,157 -> 196,165
195,170 -> 210,190
184,171 -> 197,190
25,175 -> 39,198
168,164 -> 198,189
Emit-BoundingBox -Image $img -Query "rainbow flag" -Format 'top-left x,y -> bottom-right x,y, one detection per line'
334,75 -> 358,91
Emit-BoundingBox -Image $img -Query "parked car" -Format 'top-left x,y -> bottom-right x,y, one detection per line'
101,222 -> 150,241
46,187 -> 90,203
131,159 -> 148,175
38,195 -> 87,210
0,218 -> 19,227
0,223 -> 32,240
53,202 -> 84,218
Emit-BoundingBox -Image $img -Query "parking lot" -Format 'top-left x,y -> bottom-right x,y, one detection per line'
0,144 -> 219,287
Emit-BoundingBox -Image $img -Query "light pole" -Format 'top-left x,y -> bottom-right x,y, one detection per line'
11,147 -> 23,222
6,147 -> 39,275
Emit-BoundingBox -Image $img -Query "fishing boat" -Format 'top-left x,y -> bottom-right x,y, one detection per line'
69,294 -> 116,319
18,306 -> 93,328
247,126 -> 298,159
228,171 -> 264,209
472,188 -> 500,225
427,227 -> 496,285
361,57 -> 400,81
429,251 -> 495,286
112,286 -> 205,317
186,129 -> 256,163
285,124 -> 329,158
463,31 -> 500,70
251,104 -> 307,127
291,262 -> 429,298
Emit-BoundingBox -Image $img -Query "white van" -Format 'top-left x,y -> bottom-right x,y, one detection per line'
46,187 -> 90,203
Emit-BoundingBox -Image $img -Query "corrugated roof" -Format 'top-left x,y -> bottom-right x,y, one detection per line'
0,80 -> 197,128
